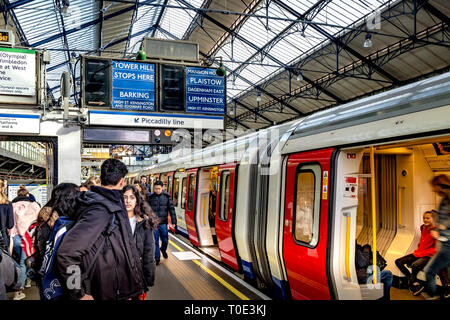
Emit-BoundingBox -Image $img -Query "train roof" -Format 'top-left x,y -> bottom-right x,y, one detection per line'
289,71 -> 450,141
137,119 -> 299,174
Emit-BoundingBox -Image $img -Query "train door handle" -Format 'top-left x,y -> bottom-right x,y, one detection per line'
285,219 -> 289,227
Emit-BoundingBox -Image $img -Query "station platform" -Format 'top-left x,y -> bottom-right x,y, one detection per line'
7,233 -> 269,301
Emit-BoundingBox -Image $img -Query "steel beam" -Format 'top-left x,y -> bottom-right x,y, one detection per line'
29,0 -> 159,47
272,0 -> 400,84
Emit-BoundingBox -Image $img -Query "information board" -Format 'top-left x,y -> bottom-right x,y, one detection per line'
112,60 -> 155,111
0,113 -> 40,134
84,58 -> 110,106
185,67 -> 225,115
160,64 -> 184,112
0,47 -> 36,96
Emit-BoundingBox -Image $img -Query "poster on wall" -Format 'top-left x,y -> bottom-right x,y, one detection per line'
185,67 -> 225,115
8,184 -> 47,207
111,60 -> 155,111
0,47 -> 36,96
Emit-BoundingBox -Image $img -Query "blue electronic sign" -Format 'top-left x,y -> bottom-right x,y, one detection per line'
185,67 -> 225,115
111,60 -> 155,111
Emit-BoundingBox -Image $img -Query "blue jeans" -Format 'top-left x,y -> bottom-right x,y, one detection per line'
13,235 -> 26,290
367,267 -> 393,300
153,224 -> 168,261
424,243 -> 450,297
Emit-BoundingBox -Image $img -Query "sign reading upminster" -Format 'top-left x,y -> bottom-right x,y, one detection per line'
0,47 -> 36,96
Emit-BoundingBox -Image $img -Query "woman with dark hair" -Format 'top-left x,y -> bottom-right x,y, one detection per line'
33,183 -> 80,297
123,185 -> 158,300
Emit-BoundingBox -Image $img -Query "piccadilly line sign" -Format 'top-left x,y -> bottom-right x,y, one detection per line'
89,110 -> 224,130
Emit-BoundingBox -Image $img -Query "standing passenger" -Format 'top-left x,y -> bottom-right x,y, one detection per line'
56,159 -> 146,300
0,179 -> 13,257
33,183 -> 80,299
147,181 -> 177,265
10,186 -> 40,299
123,185 -> 158,299
422,174 -> 450,300
140,176 -> 151,193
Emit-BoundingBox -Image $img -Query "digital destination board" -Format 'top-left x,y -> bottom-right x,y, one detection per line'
185,67 -> 225,115
112,60 -> 155,111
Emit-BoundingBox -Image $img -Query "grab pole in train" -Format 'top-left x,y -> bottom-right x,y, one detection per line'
370,146 -> 377,284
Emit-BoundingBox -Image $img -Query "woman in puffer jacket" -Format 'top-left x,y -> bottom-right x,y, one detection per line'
10,186 -> 40,300
123,185 -> 159,300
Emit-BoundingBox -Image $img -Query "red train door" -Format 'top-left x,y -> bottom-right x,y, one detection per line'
185,168 -> 199,246
283,148 -> 334,300
166,171 -> 175,233
215,163 -> 240,271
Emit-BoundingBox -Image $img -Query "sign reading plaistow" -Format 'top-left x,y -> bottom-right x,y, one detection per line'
0,47 -> 36,96
186,67 -> 225,115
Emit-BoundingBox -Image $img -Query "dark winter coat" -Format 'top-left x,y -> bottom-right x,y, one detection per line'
0,203 -> 13,251
134,219 -> 155,288
147,192 -> 176,225
56,186 -> 146,300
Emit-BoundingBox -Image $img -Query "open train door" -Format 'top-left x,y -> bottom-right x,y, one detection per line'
185,168 -> 199,246
166,171 -> 176,233
215,163 -> 240,272
283,148 -> 334,300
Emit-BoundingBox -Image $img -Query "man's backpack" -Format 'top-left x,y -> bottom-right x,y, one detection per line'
40,213 -> 117,300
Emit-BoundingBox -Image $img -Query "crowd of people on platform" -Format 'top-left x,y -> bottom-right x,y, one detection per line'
0,159 -> 448,301
0,159 -> 176,300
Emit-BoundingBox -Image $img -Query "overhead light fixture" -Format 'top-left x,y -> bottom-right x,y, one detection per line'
69,52 -> 77,64
296,71 -> 303,82
60,0 -> 71,17
215,56 -> 226,77
364,33 -> 373,48
136,48 -> 146,61
256,91 -> 261,103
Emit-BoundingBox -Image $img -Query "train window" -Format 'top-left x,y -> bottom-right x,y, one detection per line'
293,164 -> 321,247
181,177 -> 187,209
218,171 -> 231,221
187,174 -> 196,211
173,178 -> 179,206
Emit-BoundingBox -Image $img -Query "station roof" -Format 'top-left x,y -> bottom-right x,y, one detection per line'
2,0 -> 450,130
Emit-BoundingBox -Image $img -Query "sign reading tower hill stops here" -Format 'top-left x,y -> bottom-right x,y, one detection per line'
112,60 -> 155,111
186,67 -> 225,115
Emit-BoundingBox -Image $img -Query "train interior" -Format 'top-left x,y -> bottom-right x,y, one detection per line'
353,136 -> 450,295
195,166 -> 220,260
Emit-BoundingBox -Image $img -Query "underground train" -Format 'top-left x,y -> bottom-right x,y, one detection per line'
127,72 -> 450,300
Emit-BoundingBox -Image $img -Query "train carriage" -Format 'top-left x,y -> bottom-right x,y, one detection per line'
128,72 -> 450,300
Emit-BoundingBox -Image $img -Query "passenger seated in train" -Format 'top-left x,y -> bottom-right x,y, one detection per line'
395,210 -> 449,296
355,242 -> 392,300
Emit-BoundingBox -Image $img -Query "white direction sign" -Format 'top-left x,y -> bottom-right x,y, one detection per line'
89,110 -> 224,130
0,113 -> 40,134
0,47 -> 36,96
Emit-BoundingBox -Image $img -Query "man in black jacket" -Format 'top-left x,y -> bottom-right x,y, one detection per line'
147,181 -> 176,265
56,159 -> 146,300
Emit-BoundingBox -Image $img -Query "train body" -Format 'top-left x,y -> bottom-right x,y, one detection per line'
127,72 -> 450,300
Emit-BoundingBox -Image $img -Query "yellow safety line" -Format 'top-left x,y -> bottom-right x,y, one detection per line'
168,239 -> 250,300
